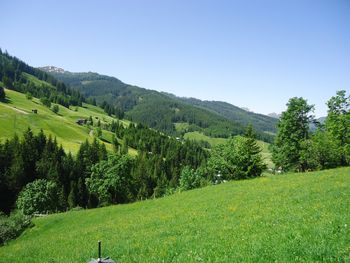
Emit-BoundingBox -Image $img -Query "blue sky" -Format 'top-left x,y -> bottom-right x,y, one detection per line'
1,0 -> 349,117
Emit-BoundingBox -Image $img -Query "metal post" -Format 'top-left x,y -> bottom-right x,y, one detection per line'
98,241 -> 101,263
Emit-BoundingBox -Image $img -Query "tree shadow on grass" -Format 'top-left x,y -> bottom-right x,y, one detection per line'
0,97 -> 11,104
99,137 -> 111,143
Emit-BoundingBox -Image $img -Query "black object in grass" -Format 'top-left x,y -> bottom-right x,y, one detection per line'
88,241 -> 115,263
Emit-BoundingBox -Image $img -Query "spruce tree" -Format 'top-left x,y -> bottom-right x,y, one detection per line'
0,86 -> 5,100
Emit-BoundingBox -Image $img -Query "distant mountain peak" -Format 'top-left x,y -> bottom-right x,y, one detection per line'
241,107 -> 251,112
39,66 -> 65,73
268,112 -> 281,119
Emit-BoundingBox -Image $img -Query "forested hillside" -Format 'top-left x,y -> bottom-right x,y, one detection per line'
1,52 -> 267,219
42,69 -> 275,142
0,90 -> 209,215
167,94 -> 278,134
0,50 -> 84,107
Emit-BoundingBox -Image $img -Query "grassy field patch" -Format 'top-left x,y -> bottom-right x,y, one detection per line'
0,89 -> 126,154
1,167 -> 349,262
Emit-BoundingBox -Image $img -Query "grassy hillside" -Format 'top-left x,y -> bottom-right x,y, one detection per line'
184,131 -> 228,147
182,131 -> 273,167
0,89 -> 134,155
1,167 -> 349,262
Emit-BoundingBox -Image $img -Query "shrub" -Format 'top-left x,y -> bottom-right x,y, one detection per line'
40,97 -> 51,108
16,179 -> 61,215
25,92 -> 33,100
179,166 -> 209,191
0,210 -> 32,245
52,104 -> 59,114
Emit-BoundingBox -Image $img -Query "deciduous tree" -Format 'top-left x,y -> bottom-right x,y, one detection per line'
272,97 -> 314,171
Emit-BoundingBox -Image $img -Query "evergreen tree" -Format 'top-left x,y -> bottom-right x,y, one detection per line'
0,86 -> 5,100
207,135 -> 266,181
67,181 -> 78,209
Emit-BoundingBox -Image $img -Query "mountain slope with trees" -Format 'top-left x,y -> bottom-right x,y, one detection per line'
41,68 -> 276,142
166,95 -> 278,134
0,50 -> 84,108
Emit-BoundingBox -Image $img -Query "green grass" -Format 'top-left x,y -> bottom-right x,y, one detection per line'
175,122 -> 190,132
184,131 -> 228,147
23,73 -> 56,89
184,131 -> 273,167
1,167 -> 349,262
0,89 -> 129,154
257,140 -> 273,168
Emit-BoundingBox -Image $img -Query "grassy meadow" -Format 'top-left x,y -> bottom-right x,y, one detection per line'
183,131 -> 273,167
0,89 -> 135,155
1,167 -> 349,262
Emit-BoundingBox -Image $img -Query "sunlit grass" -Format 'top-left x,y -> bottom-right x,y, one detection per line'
184,131 -> 273,167
1,167 -> 349,262
0,89 -> 129,154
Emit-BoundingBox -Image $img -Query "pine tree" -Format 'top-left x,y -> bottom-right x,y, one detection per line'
68,181 -> 78,209
0,86 -> 5,100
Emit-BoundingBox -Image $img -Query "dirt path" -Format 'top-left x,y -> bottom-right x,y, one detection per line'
1,104 -> 29,114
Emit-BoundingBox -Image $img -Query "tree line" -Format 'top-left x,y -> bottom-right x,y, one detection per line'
0,123 -> 208,214
272,90 -> 350,172
0,49 -> 84,107
0,118 -> 267,216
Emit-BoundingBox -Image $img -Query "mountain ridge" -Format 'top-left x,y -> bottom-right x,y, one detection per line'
40,66 -> 277,142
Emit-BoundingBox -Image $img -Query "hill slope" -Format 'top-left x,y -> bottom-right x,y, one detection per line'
42,68 -> 276,142
0,89 -> 131,154
1,167 -> 349,262
168,95 -> 278,134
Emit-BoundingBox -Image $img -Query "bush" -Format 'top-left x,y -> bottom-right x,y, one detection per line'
16,179 -> 62,215
179,166 -> 209,191
40,97 -> 51,108
0,211 -> 32,245
52,104 -> 59,114
25,92 -> 33,100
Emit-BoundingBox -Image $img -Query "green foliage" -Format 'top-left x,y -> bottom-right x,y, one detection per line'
25,92 -> 32,100
325,90 -> 350,165
0,89 -> 117,155
51,104 -> 59,114
272,97 -> 315,171
86,154 -> 133,206
1,167 -> 349,262
16,179 -> 62,215
300,130 -> 342,170
0,50 -> 84,108
40,97 -> 51,107
47,70 -> 275,142
96,127 -> 102,138
179,166 -> 208,191
0,128 -> 88,213
178,97 -> 278,138
207,133 -> 266,181
2,76 -> 13,89
0,210 -> 32,245
0,86 -> 5,100
0,116 -> 209,213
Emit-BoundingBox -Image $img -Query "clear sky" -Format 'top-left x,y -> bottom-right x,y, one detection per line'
1,0 -> 349,117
